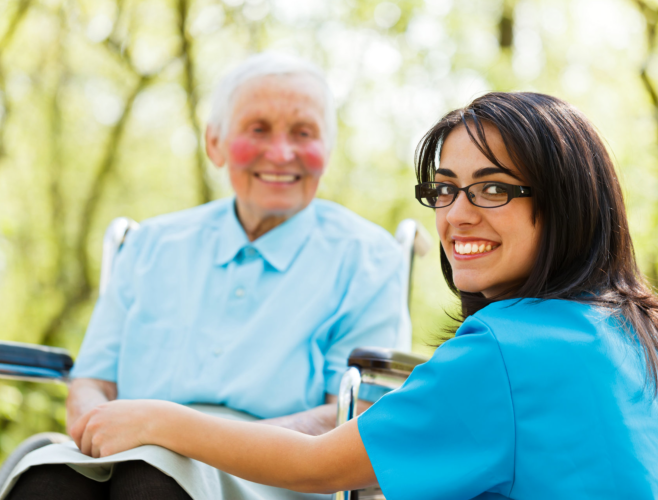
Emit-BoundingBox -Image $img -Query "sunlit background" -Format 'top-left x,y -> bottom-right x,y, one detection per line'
1,0 -> 657,462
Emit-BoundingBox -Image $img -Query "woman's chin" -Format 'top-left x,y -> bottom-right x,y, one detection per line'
453,276 -> 489,295
456,280 -> 516,299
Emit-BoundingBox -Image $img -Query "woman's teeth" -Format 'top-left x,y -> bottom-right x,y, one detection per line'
257,173 -> 298,183
454,241 -> 497,255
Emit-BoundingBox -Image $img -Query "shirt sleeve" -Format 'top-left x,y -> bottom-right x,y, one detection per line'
323,240 -> 408,401
357,318 -> 516,500
70,227 -> 143,382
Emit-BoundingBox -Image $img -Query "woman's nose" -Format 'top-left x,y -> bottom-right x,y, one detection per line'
264,134 -> 295,165
444,191 -> 481,227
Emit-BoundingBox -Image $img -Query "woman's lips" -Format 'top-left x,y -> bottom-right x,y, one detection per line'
452,240 -> 500,260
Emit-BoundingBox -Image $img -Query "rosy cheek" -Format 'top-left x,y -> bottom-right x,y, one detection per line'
298,141 -> 326,174
228,137 -> 261,168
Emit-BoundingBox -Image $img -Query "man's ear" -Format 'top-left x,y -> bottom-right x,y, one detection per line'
205,126 -> 226,168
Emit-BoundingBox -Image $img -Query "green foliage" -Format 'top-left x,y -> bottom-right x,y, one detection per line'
0,0 -> 657,464
0,381 -> 67,461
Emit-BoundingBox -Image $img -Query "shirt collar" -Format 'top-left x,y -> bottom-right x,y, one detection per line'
214,199 -> 317,272
213,200 -> 250,267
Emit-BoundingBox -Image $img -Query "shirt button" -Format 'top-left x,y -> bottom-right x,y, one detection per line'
235,288 -> 245,297
213,348 -> 223,356
244,247 -> 256,257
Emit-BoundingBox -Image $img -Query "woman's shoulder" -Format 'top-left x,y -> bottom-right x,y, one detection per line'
457,300 -> 638,383
463,298 -> 606,343
474,297 -> 596,320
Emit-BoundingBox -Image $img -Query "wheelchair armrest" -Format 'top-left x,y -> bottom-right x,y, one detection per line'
336,347 -> 431,428
0,341 -> 73,382
348,346 -> 430,377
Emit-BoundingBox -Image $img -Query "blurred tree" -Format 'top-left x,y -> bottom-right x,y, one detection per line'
499,0 -> 515,49
630,0 -> 658,285
0,0 -> 656,463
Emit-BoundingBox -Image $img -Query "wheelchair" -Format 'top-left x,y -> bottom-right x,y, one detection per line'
0,216 -> 433,500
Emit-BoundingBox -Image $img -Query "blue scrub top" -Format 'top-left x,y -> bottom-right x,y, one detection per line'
358,299 -> 658,499
71,198 -> 407,418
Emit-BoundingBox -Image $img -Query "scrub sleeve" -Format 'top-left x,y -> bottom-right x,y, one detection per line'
358,317 -> 516,500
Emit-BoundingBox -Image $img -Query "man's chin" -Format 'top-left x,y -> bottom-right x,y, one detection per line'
241,197 -> 312,219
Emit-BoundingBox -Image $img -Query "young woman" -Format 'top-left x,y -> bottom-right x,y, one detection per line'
21,92 -> 658,499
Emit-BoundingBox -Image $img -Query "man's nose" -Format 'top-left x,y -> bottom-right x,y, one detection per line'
445,191 -> 481,227
264,134 -> 295,165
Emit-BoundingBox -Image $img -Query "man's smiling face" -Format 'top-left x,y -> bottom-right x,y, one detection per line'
206,73 -> 328,222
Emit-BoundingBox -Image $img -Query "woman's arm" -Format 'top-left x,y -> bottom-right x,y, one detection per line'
65,378 -> 117,435
258,394 -> 373,436
70,399 -> 377,493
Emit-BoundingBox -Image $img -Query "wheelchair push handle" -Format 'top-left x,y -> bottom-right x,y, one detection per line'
348,346 -> 429,375
0,340 -> 73,382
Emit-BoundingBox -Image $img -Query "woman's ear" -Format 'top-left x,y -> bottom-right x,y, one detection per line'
205,126 -> 226,168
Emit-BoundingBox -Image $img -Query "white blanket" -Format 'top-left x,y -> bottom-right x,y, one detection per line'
0,405 -> 331,500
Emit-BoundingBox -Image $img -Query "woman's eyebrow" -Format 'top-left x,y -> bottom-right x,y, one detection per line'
435,168 -> 456,178
472,166 -> 521,180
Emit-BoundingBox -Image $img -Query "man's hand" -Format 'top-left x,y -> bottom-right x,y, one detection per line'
259,394 -> 372,436
66,378 -> 118,435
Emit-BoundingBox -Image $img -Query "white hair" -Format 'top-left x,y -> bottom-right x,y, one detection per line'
208,52 -> 337,151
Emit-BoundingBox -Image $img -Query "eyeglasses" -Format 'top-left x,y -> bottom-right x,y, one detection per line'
415,181 -> 532,209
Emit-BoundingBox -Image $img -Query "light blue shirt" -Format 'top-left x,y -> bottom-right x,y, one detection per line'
359,299 -> 658,499
72,198 -> 407,418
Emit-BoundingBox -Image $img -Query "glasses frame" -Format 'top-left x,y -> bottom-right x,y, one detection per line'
415,181 -> 532,209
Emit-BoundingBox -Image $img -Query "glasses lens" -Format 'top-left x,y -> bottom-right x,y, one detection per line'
470,182 -> 510,207
417,183 -> 457,208
416,184 -> 436,207
435,183 -> 457,207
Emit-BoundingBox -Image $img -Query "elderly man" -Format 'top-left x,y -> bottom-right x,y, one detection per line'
2,53 -> 407,499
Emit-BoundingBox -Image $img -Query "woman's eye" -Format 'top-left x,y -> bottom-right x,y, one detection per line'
483,183 -> 508,195
437,183 -> 458,194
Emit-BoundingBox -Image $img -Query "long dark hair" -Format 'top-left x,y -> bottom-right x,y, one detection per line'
416,92 -> 658,391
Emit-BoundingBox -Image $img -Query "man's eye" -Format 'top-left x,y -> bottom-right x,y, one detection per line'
249,123 -> 267,134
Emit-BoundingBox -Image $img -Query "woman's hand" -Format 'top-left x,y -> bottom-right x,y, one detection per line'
66,378 -> 118,435
70,399 -> 376,492
70,399 -> 172,458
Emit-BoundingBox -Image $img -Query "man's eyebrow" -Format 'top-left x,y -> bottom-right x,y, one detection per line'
472,166 -> 521,180
236,114 -> 267,125
292,121 -> 320,130
435,168 -> 457,178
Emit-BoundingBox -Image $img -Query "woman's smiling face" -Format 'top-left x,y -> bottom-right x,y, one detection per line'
436,122 -> 542,298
